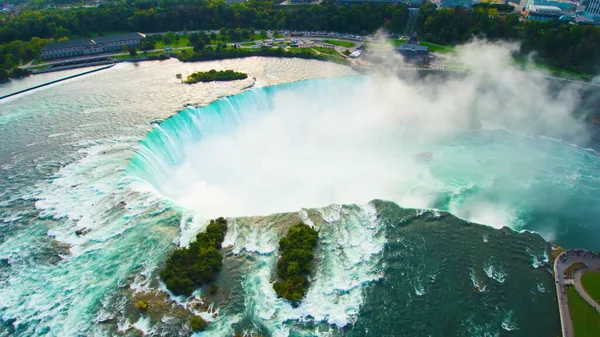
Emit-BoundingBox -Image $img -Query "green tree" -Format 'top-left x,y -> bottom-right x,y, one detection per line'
128,46 -> 137,57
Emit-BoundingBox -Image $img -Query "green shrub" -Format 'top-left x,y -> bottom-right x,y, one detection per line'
135,300 -> 148,311
273,223 -> 318,303
190,315 -> 207,332
160,217 -> 227,296
184,69 -> 247,84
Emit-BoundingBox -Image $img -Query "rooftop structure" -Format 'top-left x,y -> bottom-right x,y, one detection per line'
526,0 -> 576,11
40,33 -> 145,60
439,0 -> 474,8
397,33 -> 429,61
529,4 -> 563,14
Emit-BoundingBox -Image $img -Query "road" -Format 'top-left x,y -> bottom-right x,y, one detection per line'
554,250 -> 600,337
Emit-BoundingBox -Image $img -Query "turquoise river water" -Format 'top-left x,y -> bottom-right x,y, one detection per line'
0,57 -> 598,336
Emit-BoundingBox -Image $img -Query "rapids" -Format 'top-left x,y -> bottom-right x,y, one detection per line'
0,53 -> 598,336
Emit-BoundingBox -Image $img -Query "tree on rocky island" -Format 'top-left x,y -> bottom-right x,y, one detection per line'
273,223 -> 319,303
160,217 -> 227,296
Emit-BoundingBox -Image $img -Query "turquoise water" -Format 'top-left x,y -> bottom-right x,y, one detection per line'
0,61 -> 598,336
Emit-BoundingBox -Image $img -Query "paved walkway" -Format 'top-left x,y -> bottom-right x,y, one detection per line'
554,250 -> 600,337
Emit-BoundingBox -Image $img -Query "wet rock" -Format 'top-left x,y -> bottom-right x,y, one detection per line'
75,228 -> 91,236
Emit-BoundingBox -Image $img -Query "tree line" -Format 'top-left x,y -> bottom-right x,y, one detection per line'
1,0 -> 599,79
416,4 -> 600,74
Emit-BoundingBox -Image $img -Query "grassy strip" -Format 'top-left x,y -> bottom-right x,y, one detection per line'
567,287 -> 600,337
273,223 -> 318,303
160,218 -> 227,297
323,39 -> 356,48
582,273 -> 600,304
566,262 -> 586,278
154,36 -> 190,49
312,46 -> 341,57
420,42 -> 456,54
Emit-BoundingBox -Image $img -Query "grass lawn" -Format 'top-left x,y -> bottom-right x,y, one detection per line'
240,42 -> 255,46
387,39 -> 405,47
323,39 -> 356,48
420,42 -> 456,54
154,36 -> 190,49
312,46 -> 341,57
582,273 -> 600,304
567,287 -> 600,337
287,47 -> 308,53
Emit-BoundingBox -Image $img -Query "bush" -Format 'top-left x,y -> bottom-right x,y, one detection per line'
272,223 -> 318,303
135,300 -> 148,311
184,69 -> 247,84
190,315 -> 207,332
160,218 -> 227,296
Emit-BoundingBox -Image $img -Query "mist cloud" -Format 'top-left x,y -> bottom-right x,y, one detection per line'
149,39 -> 594,234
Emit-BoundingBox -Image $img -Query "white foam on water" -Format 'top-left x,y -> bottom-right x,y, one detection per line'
537,282 -> 548,293
526,248 -> 549,269
469,267 -> 488,293
0,138 -> 179,336
414,283 -> 426,297
483,259 -> 507,284
178,213 -> 209,248
223,218 -> 279,255
298,208 -> 315,228
132,315 -> 154,335
317,204 -> 342,223
501,310 -> 519,331
239,203 -> 385,334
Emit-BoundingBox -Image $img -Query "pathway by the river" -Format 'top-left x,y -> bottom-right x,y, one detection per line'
554,249 -> 600,337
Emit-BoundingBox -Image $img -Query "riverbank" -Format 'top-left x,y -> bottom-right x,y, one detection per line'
0,64 -> 114,100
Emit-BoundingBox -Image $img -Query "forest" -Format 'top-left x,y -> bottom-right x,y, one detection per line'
1,0 -> 599,78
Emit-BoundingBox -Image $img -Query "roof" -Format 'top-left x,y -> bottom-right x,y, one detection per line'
92,32 -> 145,44
530,5 -> 562,10
41,33 -> 145,52
398,43 -> 429,52
41,38 -> 94,51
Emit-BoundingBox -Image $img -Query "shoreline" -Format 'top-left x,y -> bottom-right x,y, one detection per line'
0,64 -> 115,100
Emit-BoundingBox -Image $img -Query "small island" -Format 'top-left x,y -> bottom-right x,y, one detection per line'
273,223 -> 319,304
184,69 -> 248,84
160,217 -> 227,297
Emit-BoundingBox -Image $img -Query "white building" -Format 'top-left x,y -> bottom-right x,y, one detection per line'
439,0 -> 474,8
40,33 -> 145,60
587,0 -> 600,15
526,0 -> 576,12
529,4 -> 562,15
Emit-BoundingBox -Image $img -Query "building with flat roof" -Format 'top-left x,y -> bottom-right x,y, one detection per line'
397,33 -> 429,61
439,0 -> 474,7
526,0 -> 575,12
40,33 -> 145,60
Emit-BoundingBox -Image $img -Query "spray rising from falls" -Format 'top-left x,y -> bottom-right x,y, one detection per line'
127,41 -> 600,250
